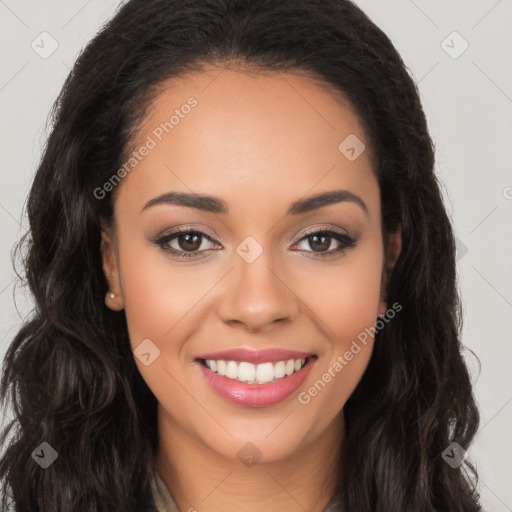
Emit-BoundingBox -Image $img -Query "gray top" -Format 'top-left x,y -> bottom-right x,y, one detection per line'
151,468 -> 343,511
151,469 -> 180,512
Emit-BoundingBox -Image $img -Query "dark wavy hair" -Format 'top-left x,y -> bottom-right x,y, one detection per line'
0,0 -> 481,510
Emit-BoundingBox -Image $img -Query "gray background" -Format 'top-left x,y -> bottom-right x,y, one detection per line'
1,1 -> 511,510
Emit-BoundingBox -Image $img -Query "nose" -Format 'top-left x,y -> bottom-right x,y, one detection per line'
216,249 -> 300,333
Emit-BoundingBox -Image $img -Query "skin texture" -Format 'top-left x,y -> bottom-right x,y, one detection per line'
101,65 -> 401,512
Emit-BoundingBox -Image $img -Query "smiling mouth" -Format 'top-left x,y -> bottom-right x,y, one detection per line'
196,356 -> 317,385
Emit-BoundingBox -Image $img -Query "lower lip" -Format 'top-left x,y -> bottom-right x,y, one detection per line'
196,357 -> 316,407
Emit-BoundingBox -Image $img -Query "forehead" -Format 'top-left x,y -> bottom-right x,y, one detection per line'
114,65 -> 378,219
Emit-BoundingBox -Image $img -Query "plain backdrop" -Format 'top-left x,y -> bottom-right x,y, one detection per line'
0,1 -> 511,510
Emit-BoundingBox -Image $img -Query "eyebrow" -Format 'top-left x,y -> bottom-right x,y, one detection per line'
141,189 -> 369,217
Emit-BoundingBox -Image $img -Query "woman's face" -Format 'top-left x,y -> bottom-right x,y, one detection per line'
102,66 -> 398,464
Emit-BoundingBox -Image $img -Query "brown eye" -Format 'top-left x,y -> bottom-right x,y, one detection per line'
306,233 -> 332,252
175,232 -> 202,252
293,229 -> 358,258
154,229 -> 218,260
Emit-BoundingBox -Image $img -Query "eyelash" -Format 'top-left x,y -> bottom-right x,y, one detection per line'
153,226 -> 358,260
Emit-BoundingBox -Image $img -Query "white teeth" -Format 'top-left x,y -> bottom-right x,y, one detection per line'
256,362 -> 274,384
217,360 -> 227,375
226,361 -> 238,379
204,358 -> 307,384
238,362 -> 255,382
274,361 -> 286,379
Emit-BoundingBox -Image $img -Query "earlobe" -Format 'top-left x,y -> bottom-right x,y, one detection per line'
386,227 -> 402,271
378,226 -> 402,316
100,229 -> 124,311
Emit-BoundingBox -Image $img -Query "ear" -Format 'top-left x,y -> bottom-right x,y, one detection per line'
101,226 -> 125,311
378,226 -> 402,316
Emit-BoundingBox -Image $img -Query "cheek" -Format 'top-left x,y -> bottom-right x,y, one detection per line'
328,265 -> 382,343
116,234 -> 226,407
297,343 -> 373,429
118,235 -> 207,345
295,263 -> 381,418
290,237 -> 384,346
117,241 -> 208,410
292,244 -> 382,411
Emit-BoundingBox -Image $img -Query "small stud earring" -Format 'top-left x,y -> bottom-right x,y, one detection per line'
108,292 -> 116,300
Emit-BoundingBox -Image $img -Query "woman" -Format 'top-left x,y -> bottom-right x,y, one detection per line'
0,0 -> 481,510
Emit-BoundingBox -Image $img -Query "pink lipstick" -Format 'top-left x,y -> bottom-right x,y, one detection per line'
195,348 -> 317,407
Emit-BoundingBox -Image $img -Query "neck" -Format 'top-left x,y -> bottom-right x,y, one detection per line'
154,406 -> 344,512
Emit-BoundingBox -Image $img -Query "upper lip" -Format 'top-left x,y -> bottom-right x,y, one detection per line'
195,348 -> 315,364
